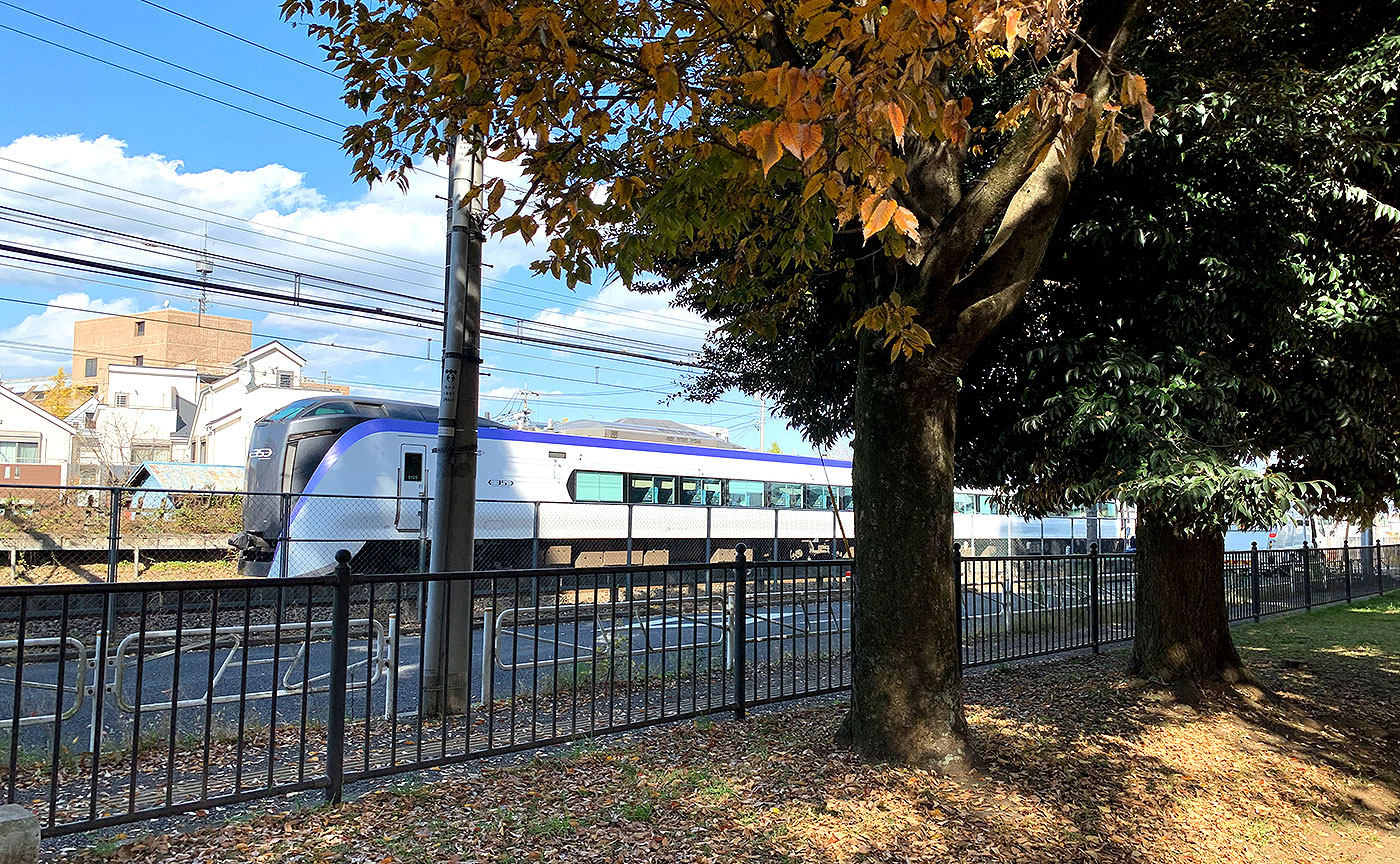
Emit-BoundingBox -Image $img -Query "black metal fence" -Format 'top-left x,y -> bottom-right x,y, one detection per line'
0,541 -> 1394,838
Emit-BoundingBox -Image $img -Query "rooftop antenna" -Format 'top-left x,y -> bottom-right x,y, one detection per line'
194,223 -> 213,324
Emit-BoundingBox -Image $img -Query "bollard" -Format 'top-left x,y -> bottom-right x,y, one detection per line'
325,549 -> 352,805
733,544 -> 748,721
0,804 -> 39,864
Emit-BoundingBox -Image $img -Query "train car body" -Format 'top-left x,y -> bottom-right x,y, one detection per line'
232,397 -> 1125,577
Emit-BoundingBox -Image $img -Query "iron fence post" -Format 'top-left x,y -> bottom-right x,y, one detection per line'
1344,540 -> 1352,603
704,506 -> 713,565
326,549 -> 352,804
624,503 -> 634,601
953,544 -> 963,665
417,489 -> 429,573
280,492 -> 292,579
531,502 -> 541,570
772,509 -> 780,563
1250,542 -> 1261,622
107,487 -> 120,584
1376,538 -> 1384,596
733,543 -> 747,721
1089,542 -> 1100,653
1302,541 -> 1312,610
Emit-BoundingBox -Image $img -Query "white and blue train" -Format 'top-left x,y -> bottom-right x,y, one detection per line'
231,396 -> 1126,577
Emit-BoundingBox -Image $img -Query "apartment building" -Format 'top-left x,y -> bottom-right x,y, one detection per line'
72,310 -> 253,397
189,341 -> 348,466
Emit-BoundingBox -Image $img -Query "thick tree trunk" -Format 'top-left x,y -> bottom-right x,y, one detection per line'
841,339 -> 974,771
1129,510 -> 1248,683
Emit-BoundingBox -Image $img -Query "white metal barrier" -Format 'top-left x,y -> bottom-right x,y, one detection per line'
0,637 -> 89,727
109,619 -> 390,713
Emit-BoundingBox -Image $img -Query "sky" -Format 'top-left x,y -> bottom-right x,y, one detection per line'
0,0 -> 843,457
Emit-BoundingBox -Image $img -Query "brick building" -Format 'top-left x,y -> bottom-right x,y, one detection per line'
72,310 -> 253,397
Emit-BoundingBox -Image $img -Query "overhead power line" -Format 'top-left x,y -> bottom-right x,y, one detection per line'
0,1 -> 346,129
0,156 -> 441,275
0,159 -> 716,341
0,240 -> 702,369
0,22 -> 345,146
132,0 -> 344,80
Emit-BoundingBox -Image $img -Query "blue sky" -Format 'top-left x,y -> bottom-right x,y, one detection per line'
0,1 -> 841,456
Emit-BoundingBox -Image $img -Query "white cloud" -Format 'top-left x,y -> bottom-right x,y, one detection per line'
482,385 -> 563,400
531,279 -> 712,355
0,292 -> 143,378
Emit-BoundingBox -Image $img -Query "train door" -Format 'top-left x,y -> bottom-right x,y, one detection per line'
396,444 -> 428,532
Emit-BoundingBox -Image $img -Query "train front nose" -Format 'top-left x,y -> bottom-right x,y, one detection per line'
230,531 -> 275,576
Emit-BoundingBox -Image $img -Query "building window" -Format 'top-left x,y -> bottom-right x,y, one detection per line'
278,371 -> 294,388
135,321 -> 145,336
133,355 -> 144,366
84,358 -> 97,377
0,441 -> 39,463
114,393 -> 129,407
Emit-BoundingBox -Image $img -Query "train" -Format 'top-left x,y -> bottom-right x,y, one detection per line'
230,396 -> 1127,577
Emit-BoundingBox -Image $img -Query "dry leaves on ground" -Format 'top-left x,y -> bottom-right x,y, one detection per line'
75,597 -> 1400,864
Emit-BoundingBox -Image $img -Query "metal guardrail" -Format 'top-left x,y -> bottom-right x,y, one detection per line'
0,541 -> 1392,839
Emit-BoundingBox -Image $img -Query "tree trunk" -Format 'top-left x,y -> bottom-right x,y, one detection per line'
841,337 -> 974,771
1129,510 -> 1248,683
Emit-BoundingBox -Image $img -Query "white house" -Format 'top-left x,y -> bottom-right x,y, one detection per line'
0,385 -> 78,486
71,364 -> 200,483
188,341 -> 347,466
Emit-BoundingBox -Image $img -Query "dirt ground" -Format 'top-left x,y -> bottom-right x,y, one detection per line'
0,555 -> 240,585
69,595 -> 1400,863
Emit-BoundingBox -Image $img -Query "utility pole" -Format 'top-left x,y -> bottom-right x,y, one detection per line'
423,138 -> 485,716
758,396 -> 766,451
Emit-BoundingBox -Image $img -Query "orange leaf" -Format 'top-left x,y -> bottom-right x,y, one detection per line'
887,103 -> 906,141
759,124 -> 783,175
777,121 -> 824,160
862,197 -> 898,241
891,205 -> 920,241
1004,8 -> 1021,53
1120,73 -> 1148,108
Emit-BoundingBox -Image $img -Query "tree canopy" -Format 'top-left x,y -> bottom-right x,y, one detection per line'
958,5 -> 1400,532
285,0 -> 1150,766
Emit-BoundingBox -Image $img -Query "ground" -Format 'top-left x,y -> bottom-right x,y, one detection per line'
71,595 -> 1400,863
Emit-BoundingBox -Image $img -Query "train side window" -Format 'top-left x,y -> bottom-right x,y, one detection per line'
954,493 -> 976,514
726,479 -> 764,507
681,477 -> 721,506
574,471 -> 624,502
1098,501 -> 1118,518
767,482 -> 803,509
627,474 -> 676,504
804,484 -> 832,510
839,486 -> 854,511
402,451 -> 423,483
976,495 -> 1000,515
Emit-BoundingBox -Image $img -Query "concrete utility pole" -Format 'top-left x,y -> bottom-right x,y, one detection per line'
423,138 -> 485,716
